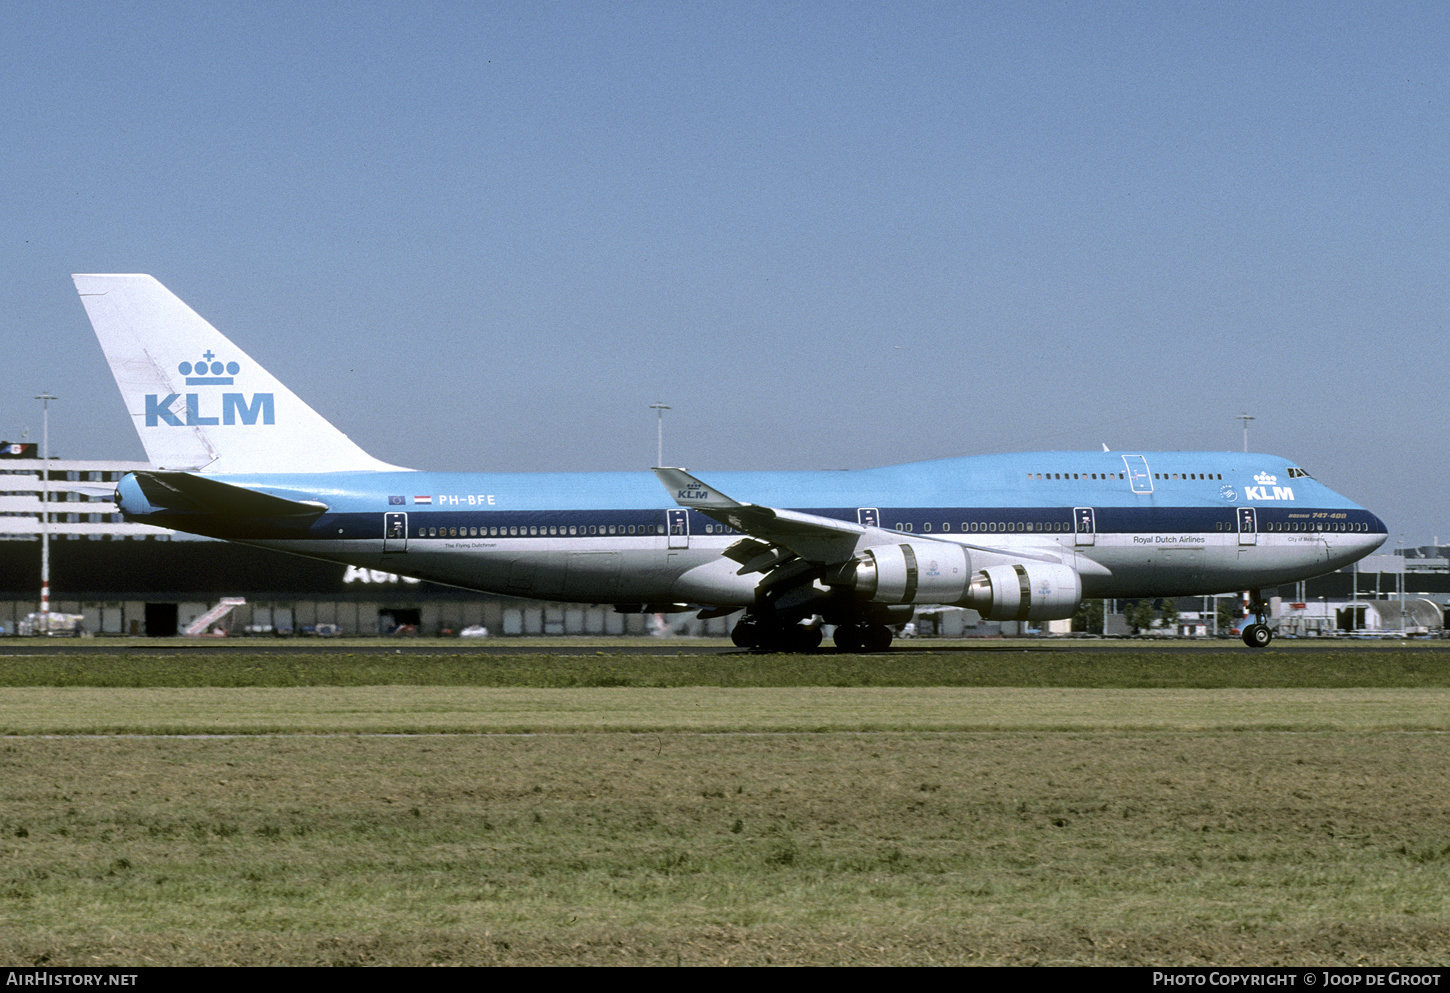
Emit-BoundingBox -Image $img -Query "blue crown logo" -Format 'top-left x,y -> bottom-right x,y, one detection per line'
179,351 -> 241,385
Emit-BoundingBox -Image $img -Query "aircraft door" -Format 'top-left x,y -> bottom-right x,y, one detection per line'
667,509 -> 689,549
857,508 -> 880,527
1122,455 -> 1153,494
1074,507 -> 1096,545
383,512 -> 408,553
1237,507 -> 1257,545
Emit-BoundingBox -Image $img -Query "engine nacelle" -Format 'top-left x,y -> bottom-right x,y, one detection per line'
834,545 -> 1083,621
956,562 -> 1082,621
842,542 -> 973,605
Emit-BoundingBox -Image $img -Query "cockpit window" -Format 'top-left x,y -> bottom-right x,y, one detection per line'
1286,467 -> 1313,479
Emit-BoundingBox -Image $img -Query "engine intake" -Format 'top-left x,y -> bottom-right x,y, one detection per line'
847,542 -> 972,605
837,544 -> 1081,621
960,562 -> 1082,621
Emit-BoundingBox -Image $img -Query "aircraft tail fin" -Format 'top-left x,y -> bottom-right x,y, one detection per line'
73,274 -> 404,474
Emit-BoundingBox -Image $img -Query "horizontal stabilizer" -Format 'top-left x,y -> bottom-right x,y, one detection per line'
131,471 -> 328,519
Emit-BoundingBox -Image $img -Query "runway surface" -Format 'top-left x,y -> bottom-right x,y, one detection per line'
3,637 -> 1445,657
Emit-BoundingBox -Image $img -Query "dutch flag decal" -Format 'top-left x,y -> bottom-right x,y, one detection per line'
414,495 -> 433,505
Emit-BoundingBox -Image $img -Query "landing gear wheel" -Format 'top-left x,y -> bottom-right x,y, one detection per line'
1242,623 -> 1272,649
1240,588 -> 1273,649
860,624 -> 894,652
752,623 -> 791,653
731,617 -> 761,649
786,624 -> 823,652
833,624 -> 865,652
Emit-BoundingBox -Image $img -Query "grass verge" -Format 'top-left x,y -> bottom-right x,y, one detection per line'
0,647 -> 1449,688
2,685 -> 1450,735
1,731 -> 1448,965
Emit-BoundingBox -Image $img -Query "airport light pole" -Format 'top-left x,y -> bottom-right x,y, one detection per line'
1398,535 -> 1406,636
649,403 -> 671,467
1236,413 -> 1255,453
35,394 -> 56,631
1350,557 -> 1357,633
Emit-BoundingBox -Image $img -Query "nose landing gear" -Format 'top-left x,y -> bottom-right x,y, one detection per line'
1241,589 -> 1273,648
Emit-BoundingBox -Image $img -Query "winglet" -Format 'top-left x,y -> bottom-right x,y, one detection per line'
652,467 -> 745,509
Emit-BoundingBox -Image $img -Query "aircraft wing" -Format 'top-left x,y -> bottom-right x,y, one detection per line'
653,467 -> 872,567
653,466 -> 1074,570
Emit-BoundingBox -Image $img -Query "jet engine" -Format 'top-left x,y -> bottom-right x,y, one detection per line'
847,542 -> 973,605
960,562 -> 1082,621
833,543 -> 1082,621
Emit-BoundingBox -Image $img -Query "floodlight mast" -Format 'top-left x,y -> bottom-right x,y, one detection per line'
35,394 -> 56,631
1236,412 -> 1255,453
649,403 -> 671,468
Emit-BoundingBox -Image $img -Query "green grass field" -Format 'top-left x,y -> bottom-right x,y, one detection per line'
3,644 -> 1449,689
1,646 -> 1448,965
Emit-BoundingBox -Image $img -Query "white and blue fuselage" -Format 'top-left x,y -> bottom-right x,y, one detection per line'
116,450 -> 1385,607
78,273 -> 1387,650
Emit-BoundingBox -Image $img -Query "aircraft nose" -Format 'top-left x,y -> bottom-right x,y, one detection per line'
1321,514 -> 1388,570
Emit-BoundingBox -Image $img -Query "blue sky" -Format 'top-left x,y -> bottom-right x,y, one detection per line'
3,2 -> 1447,544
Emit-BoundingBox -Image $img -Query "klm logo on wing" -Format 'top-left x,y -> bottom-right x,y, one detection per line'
678,487 -> 710,501
144,352 -> 274,427
1245,471 -> 1294,502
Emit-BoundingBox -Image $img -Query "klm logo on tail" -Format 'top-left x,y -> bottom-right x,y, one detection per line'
146,355 -> 273,426
145,393 -> 274,426
179,351 -> 240,385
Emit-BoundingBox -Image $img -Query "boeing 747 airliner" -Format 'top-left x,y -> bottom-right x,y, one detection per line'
74,274 -> 1388,649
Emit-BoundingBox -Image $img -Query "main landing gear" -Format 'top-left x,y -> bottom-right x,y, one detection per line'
831,623 -> 894,653
1241,589 -> 1273,648
730,615 -> 823,652
730,613 -> 896,653
731,597 -> 911,654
